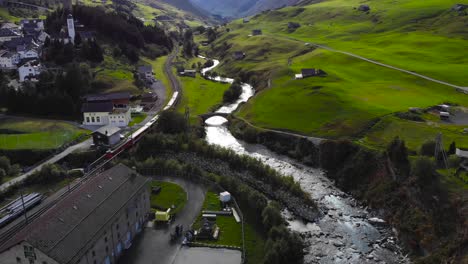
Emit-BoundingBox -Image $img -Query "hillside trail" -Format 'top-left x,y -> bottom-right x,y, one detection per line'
277,35 -> 468,93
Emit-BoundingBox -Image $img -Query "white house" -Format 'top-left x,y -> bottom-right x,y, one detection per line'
82,102 -> 132,127
456,148 -> 468,159
0,50 -> 19,69
18,60 -> 43,82
16,44 -> 39,60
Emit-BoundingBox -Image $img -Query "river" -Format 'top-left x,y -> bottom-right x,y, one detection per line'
199,57 -> 409,263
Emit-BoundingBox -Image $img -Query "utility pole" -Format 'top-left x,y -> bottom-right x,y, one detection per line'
435,132 -> 449,169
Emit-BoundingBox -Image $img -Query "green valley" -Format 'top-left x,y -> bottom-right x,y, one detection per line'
198,0 -> 467,151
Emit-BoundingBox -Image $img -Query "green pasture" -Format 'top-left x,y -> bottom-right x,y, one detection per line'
150,180 -> 187,215
0,118 -> 88,150
238,48 -> 467,138
176,74 -> 230,120
360,116 -> 468,152
229,0 -> 468,85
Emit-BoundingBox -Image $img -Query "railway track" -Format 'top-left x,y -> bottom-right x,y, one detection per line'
0,45 -> 183,248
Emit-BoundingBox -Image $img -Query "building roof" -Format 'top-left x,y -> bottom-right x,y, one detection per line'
0,164 -> 149,264
138,65 -> 153,74
77,31 -> 95,39
0,28 -> 20,37
16,43 -> 38,52
0,50 -> 17,58
19,60 -> 41,69
81,102 -> 114,113
93,125 -> 121,137
3,36 -> 36,50
1,23 -> 19,29
85,92 -> 132,102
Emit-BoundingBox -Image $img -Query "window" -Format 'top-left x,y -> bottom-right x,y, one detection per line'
91,117 -> 95,123
16,257 -> 21,263
42,262 -> 48,264
116,224 -> 119,230
105,246 -> 109,253
92,250 -> 95,257
86,117 -> 90,123
105,236 -> 108,242
96,116 -> 101,123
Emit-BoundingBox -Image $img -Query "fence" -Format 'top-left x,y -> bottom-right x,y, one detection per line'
138,167 -> 246,264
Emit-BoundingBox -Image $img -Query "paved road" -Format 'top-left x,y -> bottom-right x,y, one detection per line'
0,138 -> 92,192
280,35 -> 467,92
118,176 -> 206,264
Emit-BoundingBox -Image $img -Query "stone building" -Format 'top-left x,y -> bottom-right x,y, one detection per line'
0,164 -> 150,264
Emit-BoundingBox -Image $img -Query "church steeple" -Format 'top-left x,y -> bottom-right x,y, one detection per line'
67,14 -> 75,44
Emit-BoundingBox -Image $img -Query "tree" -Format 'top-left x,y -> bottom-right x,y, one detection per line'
74,32 -> 82,47
0,156 -> 11,172
262,202 -> 283,230
420,140 -> 436,157
156,110 -> 188,134
387,137 -> 410,178
223,81 -> 243,103
448,141 -> 456,155
412,156 -> 435,186
206,28 -> 217,43
0,168 -> 5,182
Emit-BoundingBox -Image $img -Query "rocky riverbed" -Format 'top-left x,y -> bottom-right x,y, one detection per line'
159,152 -> 319,221
199,57 -> 410,263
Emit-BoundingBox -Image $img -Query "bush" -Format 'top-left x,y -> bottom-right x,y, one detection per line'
156,111 -> 188,134
0,156 -> 11,172
24,164 -> 67,186
448,156 -> 460,168
412,156 -> 436,186
420,140 -> 436,157
223,81 -> 243,103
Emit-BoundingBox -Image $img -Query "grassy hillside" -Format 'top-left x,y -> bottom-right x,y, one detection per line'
200,0 -> 468,151
244,0 -> 468,85
0,118 -> 88,150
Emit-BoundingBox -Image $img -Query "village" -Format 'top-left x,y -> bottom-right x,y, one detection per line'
0,0 -> 465,264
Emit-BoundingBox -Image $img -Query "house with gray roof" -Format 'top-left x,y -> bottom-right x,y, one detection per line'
0,164 -> 150,264
0,28 -> 20,42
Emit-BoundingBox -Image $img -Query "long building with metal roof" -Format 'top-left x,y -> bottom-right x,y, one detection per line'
0,164 -> 150,264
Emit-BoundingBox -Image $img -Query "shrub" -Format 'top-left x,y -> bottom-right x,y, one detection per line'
420,140 -> 436,157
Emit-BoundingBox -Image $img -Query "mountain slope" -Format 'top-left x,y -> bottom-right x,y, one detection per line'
160,0 -> 207,18
189,0 -> 304,18
198,0 -> 467,145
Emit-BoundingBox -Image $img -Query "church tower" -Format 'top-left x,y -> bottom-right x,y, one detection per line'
67,14 -> 75,44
